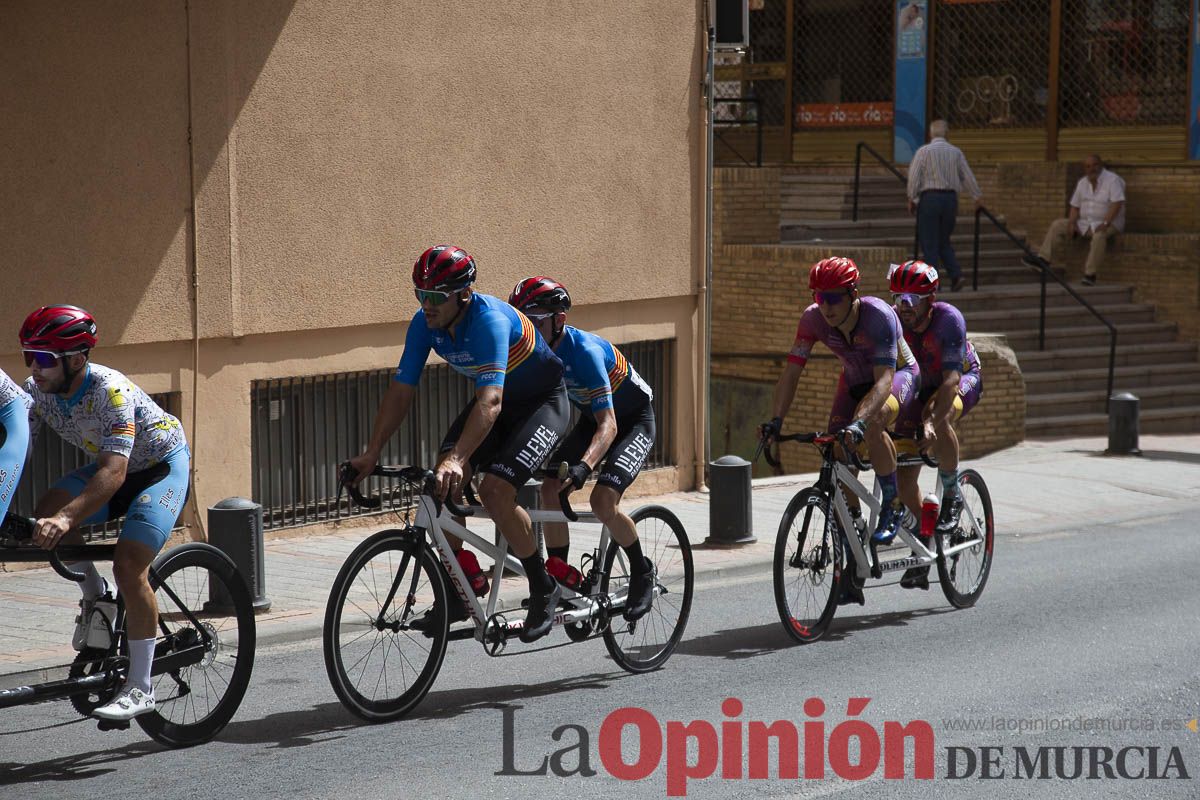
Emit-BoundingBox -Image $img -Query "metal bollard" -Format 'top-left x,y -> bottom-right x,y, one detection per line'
206,497 -> 271,612
1106,392 -> 1141,456
705,455 -> 756,546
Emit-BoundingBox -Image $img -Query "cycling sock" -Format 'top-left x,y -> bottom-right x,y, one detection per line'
878,472 -> 899,506
621,540 -> 648,573
547,545 -> 570,562
128,637 -> 155,695
75,562 -> 107,600
938,469 -> 959,497
521,554 -> 557,595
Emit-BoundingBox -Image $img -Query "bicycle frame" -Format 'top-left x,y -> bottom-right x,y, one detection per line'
410,492 -> 627,644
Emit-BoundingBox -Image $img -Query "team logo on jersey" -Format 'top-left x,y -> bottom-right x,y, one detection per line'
107,386 -> 127,408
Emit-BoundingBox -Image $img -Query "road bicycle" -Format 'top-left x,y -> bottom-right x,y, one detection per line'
0,512 -> 256,746
760,432 -> 994,644
322,463 -> 694,723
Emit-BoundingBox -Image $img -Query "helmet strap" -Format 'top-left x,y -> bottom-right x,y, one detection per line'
58,352 -> 88,396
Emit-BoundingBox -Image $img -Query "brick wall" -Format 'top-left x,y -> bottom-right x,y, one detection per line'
712,167 -> 781,248
1107,235 -> 1200,343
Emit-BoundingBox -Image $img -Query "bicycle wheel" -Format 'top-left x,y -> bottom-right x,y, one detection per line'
936,469 -> 994,608
600,505 -> 693,673
323,528 -> 450,722
136,543 -> 256,747
773,489 -> 843,644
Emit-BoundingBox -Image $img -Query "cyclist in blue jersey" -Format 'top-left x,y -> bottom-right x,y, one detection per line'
889,260 -> 983,589
0,369 -> 31,526
759,257 -> 922,605
348,245 -> 571,642
21,305 -> 190,721
508,277 -> 657,622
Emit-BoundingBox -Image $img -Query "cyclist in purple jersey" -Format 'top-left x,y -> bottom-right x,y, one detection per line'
760,258 -> 921,604
508,277 -> 657,622
889,260 -> 983,589
348,246 -> 570,642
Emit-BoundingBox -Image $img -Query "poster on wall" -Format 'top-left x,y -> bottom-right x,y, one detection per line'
894,0 -> 928,164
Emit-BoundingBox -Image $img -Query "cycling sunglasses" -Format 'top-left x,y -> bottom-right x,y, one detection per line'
813,291 -> 850,306
22,349 -> 69,369
414,288 -> 454,306
892,292 -> 930,308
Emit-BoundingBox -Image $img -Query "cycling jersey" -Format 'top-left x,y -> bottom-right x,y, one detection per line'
788,295 -> 919,385
555,327 -> 653,417
0,368 -> 26,412
553,403 -> 656,494
394,293 -> 563,401
0,373 -> 31,523
25,364 -> 187,472
901,301 -> 981,401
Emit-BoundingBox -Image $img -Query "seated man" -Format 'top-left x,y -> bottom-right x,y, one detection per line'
888,261 -> 983,590
22,305 -> 190,721
507,276 -> 656,622
0,368 -> 31,524
759,257 -> 921,605
349,245 -> 570,642
1024,154 -> 1125,287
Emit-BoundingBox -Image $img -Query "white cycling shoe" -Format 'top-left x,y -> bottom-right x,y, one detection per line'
93,686 -> 155,721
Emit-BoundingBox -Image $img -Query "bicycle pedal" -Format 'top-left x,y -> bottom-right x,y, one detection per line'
96,718 -> 130,732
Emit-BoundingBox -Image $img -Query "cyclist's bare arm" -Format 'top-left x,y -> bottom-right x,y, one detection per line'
351,382 -> 416,482
769,362 -> 805,422
577,407 -> 618,471
853,365 -> 896,424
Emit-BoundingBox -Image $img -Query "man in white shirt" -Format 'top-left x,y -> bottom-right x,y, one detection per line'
1026,155 -> 1125,286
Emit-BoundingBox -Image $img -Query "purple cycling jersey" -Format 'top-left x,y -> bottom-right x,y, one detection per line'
901,301 -> 981,399
788,295 -> 918,386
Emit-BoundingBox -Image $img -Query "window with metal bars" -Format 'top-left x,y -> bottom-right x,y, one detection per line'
251,338 -> 677,530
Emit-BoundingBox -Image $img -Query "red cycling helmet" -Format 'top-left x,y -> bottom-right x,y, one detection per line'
508,276 -> 572,314
412,245 -> 477,292
889,260 -> 940,296
20,305 -> 98,353
808,257 -> 860,291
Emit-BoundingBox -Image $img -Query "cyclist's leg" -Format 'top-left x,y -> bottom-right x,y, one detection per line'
0,396 -> 31,522
893,394 -> 924,516
827,374 -> 862,508
540,418 -> 594,558
865,369 -> 916,542
95,446 -> 189,720
438,398 -> 503,552
933,372 -> 980,474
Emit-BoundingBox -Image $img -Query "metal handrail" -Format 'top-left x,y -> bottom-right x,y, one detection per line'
972,206 -> 1118,412
713,98 -> 763,167
852,141 -> 918,259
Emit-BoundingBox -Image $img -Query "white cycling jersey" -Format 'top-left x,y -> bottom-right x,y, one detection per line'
25,363 -> 186,471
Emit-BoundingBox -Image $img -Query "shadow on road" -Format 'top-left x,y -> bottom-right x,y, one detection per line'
1073,448 -> 1200,466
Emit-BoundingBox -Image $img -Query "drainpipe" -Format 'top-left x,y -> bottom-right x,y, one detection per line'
183,0 -> 206,541
694,21 -> 716,492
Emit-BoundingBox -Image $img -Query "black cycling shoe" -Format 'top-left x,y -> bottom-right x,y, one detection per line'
936,492 -> 965,534
837,569 -> 866,606
623,557 -> 656,622
519,583 -> 562,643
408,594 -> 468,635
900,565 -> 930,590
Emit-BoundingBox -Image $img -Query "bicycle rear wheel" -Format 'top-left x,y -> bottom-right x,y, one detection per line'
600,505 -> 693,673
773,489 -> 843,644
323,528 -> 450,722
936,469 -> 994,608
136,543 -> 256,747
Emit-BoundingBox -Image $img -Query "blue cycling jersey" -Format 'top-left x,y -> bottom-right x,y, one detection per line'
555,327 -> 653,417
394,293 -> 563,400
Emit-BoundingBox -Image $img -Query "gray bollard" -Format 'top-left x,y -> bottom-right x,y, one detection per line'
206,497 -> 271,612
1107,392 -> 1141,456
705,455 -> 756,546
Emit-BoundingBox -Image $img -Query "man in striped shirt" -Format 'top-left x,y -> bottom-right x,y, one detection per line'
906,119 -> 983,292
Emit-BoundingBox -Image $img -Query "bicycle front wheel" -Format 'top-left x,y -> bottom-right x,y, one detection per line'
136,542 -> 256,747
323,528 -> 450,722
937,469 -> 994,608
600,505 -> 693,673
773,489 -> 843,644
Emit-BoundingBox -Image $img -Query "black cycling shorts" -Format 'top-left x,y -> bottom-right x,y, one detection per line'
552,402 -> 656,495
440,382 -> 570,489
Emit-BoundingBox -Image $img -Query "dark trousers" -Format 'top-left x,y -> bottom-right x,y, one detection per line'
917,190 -> 961,281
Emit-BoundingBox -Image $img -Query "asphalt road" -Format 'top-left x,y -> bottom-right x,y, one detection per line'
2,510 -> 1198,799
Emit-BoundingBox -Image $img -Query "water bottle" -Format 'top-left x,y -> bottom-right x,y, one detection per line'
545,556 -> 583,590
920,493 -> 940,538
455,549 -> 489,597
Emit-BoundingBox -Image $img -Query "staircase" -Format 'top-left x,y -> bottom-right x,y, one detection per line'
778,171 -> 1200,437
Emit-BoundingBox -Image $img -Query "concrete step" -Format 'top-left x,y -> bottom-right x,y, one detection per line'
1006,321 -> 1178,353
1016,341 -> 1199,372
1026,384 -> 1200,418
781,230 -> 1020,248
965,303 -> 1159,333
945,284 -> 1135,312
781,174 -> 899,186
1026,405 -> 1200,437
1024,363 -> 1200,394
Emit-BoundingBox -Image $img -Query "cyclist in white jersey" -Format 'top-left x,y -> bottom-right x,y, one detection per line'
21,306 -> 190,722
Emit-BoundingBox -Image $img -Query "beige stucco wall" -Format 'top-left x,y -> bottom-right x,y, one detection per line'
1,1 -> 706,512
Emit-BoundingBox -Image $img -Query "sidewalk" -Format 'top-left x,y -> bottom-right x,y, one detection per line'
3,434 -> 1198,673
